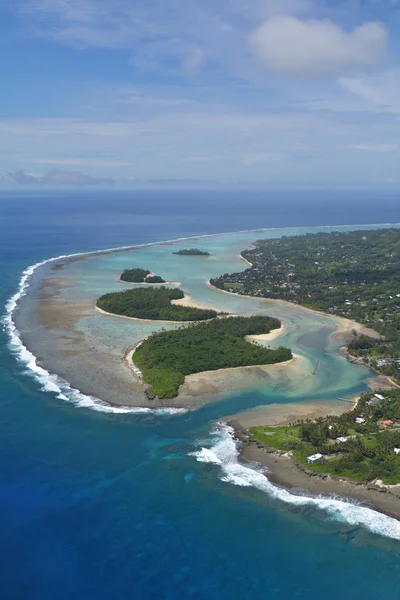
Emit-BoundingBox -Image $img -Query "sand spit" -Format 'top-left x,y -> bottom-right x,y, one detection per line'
171,293 -> 223,313
180,354 -> 301,398
245,324 -> 285,345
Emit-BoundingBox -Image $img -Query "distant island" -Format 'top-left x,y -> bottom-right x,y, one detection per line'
120,268 -> 166,284
173,248 -> 211,256
133,316 -> 291,398
97,287 -> 219,321
210,229 -> 400,384
248,389 -> 400,485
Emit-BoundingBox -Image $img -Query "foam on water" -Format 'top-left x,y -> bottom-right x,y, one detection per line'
2,252 -> 187,416
190,425 -> 400,541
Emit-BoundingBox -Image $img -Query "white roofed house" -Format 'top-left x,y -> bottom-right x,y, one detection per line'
355,417 -> 366,424
307,453 -> 324,464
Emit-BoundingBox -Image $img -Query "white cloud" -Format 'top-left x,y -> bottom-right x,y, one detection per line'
339,70 -> 400,113
182,46 -> 205,72
250,16 -> 388,78
17,0 -> 316,76
349,143 -> 398,152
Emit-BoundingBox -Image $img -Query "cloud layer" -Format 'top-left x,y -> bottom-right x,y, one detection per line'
250,17 -> 388,78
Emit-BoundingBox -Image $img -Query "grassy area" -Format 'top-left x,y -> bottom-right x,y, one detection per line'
250,393 -> 400,485
133,316 -> 291,398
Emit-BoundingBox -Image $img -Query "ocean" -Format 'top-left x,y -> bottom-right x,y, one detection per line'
1,188 -> 400,600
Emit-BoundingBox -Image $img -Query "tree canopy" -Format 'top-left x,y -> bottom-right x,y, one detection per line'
133,315 -> 291,398
97,287 -> 219,321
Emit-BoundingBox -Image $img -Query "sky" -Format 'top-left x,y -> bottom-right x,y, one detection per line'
1,0 -> 400,185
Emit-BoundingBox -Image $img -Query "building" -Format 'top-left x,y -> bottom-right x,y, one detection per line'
394,448 -> 400,455
336,436 -> 348,443
367,397 -> 380,407
381,420 -> 394,427
355,417 -> 366,424
307,453 -> 324,464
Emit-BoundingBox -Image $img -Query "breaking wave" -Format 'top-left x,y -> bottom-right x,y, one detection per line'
2,250 -> 186,415
190,424 -> 400,541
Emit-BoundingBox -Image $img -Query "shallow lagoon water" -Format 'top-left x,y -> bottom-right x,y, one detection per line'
17,226 -> 373,410
2,189 -> 400,599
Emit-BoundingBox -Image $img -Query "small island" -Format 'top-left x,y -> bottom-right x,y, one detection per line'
120,268 -> 166,284
173,248 -> 211,256
133,316 -> 292,398
97,287 -> 219,321
247,389 -> 400,485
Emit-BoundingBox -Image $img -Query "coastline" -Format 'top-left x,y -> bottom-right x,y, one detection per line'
230,418 -> 400,521
207,276 -> 400,393
12,226 -> 398,414
171,293 -> 222,313
245,324 -> 285,345
94,302 -> 211,325
207,278 -> 380,340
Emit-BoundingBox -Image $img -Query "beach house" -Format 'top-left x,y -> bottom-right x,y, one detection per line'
307,453 -> 324,464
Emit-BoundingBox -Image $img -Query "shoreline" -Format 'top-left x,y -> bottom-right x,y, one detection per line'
207,278 -> 380,340
230,419 -> 400,521
94,302 -> 214,325
245,324 -> 285,344
12,225 -> 398,414
207,276 -> 400,393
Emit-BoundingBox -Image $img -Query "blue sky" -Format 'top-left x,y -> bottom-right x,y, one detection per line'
1,0 -> 400,184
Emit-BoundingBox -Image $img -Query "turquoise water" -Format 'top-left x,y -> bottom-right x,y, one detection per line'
2,189 -> 400,599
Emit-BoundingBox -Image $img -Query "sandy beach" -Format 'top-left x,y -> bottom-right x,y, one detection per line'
245,324 -> 285,345
179,354 -> 302,398
171,293 -> 222,312
207,278 -> 380,340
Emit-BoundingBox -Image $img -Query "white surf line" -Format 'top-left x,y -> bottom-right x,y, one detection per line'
190,424 -> 400,541
3,222 -> 400,415
2,255 -> 186,416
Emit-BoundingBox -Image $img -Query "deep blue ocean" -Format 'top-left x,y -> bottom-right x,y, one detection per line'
1,188 -> 400,600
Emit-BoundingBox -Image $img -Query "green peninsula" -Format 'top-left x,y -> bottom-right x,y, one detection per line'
211,229 -> 400,383
133,316 -> 292,398
250,389 -> 400,485
97,287 -> 219,321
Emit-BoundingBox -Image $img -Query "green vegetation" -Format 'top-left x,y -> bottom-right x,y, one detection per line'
121,268 -> 151,282
173,248 -> 210,256
251,390 -> 400,484
211,229 -> 400,382
146,275 -> 166,283
97,287 -> 219,321
133,316 -> 292,398
120,268 -> 166,284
